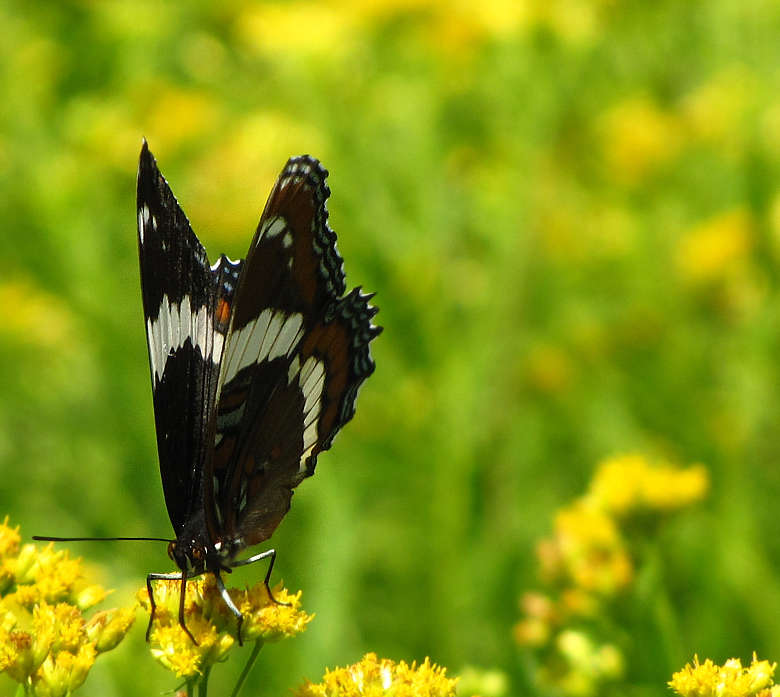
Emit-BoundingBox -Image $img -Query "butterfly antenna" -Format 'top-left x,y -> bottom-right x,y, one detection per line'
33,536 -> 175,543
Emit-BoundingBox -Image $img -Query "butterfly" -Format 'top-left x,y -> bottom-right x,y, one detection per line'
133,141 -> 381,644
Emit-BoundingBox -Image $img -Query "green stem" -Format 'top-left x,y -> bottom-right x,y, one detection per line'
230,640 -> 265,697
198,665 -> 212,697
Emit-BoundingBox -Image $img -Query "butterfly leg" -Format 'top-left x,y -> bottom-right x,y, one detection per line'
230,548 -> 290,607
214,570 -> 245,646
145,571 -> 199,646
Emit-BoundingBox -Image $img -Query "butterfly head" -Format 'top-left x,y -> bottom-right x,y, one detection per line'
167,537 -> 209,575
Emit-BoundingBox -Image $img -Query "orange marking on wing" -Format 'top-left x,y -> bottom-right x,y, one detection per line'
216,298 -> 231,325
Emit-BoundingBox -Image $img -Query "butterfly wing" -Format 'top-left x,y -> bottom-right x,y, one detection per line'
205,156 -> 381,549
137,142 -> 241,535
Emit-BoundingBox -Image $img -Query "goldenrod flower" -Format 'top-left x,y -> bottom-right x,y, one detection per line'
295,652 -> 457,697
139,574 -> 312,679
0,517 -> 21,558
0,517 -> 135,695
517,455 -> 710,696
31,643 -> 97,697
0,627 -> 53,683
236,583 -> 312,641
587,454 -> 709,516
85,606 -> 137,653
549,502 -> 633,595
148,617 -> 234,679
670,654 -> 777,697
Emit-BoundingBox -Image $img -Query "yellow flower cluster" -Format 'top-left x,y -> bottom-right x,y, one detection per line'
600,96 -> 683,185
675,208 -> 754,287
515,454 -> 709,697
586,453 -> 710,516
138,574 -> 312,679
0,517 -> 135,696
670,655 -> 779,697
294,652 -> 457,697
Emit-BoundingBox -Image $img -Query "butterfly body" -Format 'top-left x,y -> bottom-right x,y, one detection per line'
136,142 -> 381,643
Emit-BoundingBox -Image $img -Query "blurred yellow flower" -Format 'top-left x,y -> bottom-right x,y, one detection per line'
188,113 -> 326,242
139,575 -> 312,679
670,654 -> 777,697
518,454 -> 711,696
145,86 -> 223,151
586,454 -> 709,516
0,280 -> 74,348
455,665 -> 508,697
0,520 -> 135,696
550,502 -> 633,595
526,0 -> 599,44
676,208 -> 753,285
295,652 -> 457,697
236,3 -> 357,58
600,96 -> 682,184
680,66 -> 756,149
552,630 -> 624,697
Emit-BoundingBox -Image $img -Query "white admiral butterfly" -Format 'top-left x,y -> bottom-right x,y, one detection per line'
37,142 -> 381,645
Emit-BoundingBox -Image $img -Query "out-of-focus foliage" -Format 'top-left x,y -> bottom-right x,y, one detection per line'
0,0 -> 778,695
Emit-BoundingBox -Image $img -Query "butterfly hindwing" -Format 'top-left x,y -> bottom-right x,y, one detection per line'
232,287 -> 381,547
137,142 -> 237,535
204,156 -> 380,546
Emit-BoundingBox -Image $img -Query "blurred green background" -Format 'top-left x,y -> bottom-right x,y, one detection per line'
1,0 -> 780,695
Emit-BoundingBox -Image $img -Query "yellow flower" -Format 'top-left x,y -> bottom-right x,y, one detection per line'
455,666 -> 508,697
670,654 -> 776,697
0,627 -> 53,683
74,584 -> 109,611
587,454 -> 709,516
551,502 -> 633,595
0,518 -> 135,694
0,517 -> 21,559
141,575 -> 312,678
149,616 -> 234,679
600,96 -> 682,185
11,544 -> 83,606
30,643 -> 97,697
45,603 -> 87,653
85,606 -> 136,653
553,630 -> 624,695
0,279 -> 75,348
676,209 -> 753,286
236,583 -> 313,642
295,652 -> 457,697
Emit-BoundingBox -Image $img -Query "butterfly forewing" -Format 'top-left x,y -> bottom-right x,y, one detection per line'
205,157 -> 381,548
137,142 -> 238,535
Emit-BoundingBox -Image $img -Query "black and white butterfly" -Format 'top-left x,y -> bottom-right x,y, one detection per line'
132,142 -> 381,643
